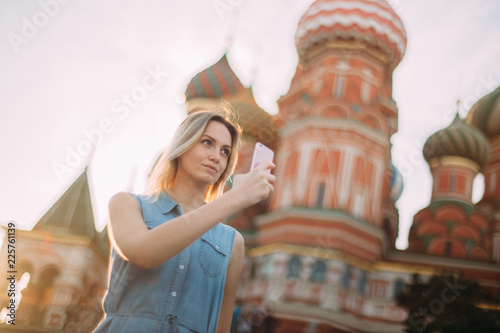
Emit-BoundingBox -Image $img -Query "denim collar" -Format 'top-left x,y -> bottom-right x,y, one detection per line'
154,191 -> 182,215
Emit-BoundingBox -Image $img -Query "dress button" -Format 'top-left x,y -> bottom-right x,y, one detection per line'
179,265 -> 185,270
171,291 -> 177,297
215,245 -> 220,250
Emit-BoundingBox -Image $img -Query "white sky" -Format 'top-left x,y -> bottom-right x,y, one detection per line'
1,0 -> 499,250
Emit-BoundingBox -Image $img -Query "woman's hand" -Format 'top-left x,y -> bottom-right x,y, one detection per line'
231,161 -> 276,209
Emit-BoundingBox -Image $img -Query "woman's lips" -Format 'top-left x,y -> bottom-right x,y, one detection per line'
203,164 -> 217,173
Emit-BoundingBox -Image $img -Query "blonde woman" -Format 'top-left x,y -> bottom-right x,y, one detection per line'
94,105 -> 275,333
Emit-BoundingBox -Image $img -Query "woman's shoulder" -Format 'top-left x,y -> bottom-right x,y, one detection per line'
109,191 -> 137,205
109,192 -> 157,203
108,192 -> 147,212
106,192 -> 143,220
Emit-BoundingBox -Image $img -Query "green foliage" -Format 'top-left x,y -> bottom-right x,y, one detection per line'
396,273 -> 500,333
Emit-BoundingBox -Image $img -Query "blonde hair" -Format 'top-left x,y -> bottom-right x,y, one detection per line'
146,103 -> 241,202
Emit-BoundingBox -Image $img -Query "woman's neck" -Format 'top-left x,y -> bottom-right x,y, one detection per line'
169,180 -> 207,213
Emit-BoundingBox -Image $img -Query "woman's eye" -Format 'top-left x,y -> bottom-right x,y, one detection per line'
222,149 -> 230,157
202,139 -> 211,146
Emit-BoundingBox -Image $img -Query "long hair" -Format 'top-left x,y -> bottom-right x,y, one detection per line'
146,103 -> 241,202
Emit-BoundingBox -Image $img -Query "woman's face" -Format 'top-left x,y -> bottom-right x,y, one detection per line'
177,120 -> 233,187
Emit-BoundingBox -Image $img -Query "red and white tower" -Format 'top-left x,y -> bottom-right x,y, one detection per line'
236,1 -> 411,331
263,0 -> 407,261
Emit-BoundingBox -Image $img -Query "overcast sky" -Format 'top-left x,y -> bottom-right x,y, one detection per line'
1,0 -> 499,249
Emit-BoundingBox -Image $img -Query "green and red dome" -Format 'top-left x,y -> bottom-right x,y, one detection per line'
466,85 -> 500,140
229,90 -> 279,151
423,115 -> 491,168
185,54 -> 244,100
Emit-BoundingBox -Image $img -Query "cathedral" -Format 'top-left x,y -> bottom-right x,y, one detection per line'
1,0 -> 499,332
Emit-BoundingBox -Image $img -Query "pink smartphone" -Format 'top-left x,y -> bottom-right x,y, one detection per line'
250,142 -> 274,173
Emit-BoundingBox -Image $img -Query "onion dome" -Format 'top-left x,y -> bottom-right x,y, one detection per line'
423,114 -> 491,168
389,164 -> 403,201
231,88 -> 279,151
185,54 -> 244,100
465,85 -> 500,140
295,0 -> 407,67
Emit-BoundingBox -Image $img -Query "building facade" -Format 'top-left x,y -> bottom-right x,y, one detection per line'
183,0 -> 500,331
0,170 -> 109,332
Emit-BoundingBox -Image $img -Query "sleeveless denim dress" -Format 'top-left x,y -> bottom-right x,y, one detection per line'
94,192 -> 236,333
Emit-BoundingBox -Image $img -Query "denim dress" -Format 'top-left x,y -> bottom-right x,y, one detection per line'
94,192 -> 236,333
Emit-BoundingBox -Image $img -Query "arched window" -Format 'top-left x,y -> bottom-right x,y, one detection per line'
316,182 -> 326,208
450,173 -> 456,191
341,265 -> 351,288
36,267 -> 60,303
445,241 -> 452,256
490,173 -> 497,194
361,81 -> 371,104
261,255 -> 273,278
310,260 -> 326,282
249,259 -> 257,279
335,75 -> 345,98
358,271 -> 366,294
394,280 -> 405,299
287,256 -> 302,279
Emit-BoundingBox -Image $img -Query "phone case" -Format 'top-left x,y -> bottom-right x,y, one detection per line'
251,142 -> 274,173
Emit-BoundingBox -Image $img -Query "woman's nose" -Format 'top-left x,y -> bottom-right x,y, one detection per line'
210,150 -> 220,163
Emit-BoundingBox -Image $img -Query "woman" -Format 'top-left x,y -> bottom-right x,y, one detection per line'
94,104 -> 275,333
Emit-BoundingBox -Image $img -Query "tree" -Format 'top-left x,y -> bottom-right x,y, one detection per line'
397,273 -> 500,333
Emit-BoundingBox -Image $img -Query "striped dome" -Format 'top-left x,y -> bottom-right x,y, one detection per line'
423,115 -> 491,168
465,85 -> 500,139
389,164 -> 404,202
231,89 -> 279,151
185,54 -> 244,100
295,0 -> 407,66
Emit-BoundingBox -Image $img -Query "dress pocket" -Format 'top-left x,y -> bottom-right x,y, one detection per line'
198,236 -> 227,277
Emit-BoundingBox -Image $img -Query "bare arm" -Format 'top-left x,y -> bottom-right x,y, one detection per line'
216,231 -> 244,333
108,162 -> 274,269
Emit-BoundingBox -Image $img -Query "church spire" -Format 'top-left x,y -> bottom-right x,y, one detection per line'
33,168 -> 96,239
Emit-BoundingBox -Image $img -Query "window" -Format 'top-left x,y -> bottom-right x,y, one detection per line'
445,241 -> 452,256
490,173 -> 497,194
287,256 -> 302,278
352,189 -> 365,218
358,271 -> 366,294
361,81 -> 371,104
249,259 -> 257,279
316,182 -> 326,208
310,260 -> 326,282
335,75 -> 345,98
341,265 -> 351,288
394,280 -> 405,299
450,173 -> 456,191
313,75 -> 322,94
261,255 -> 272,278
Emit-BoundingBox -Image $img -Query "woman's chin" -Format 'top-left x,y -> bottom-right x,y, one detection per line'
194,175 -> 218,187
